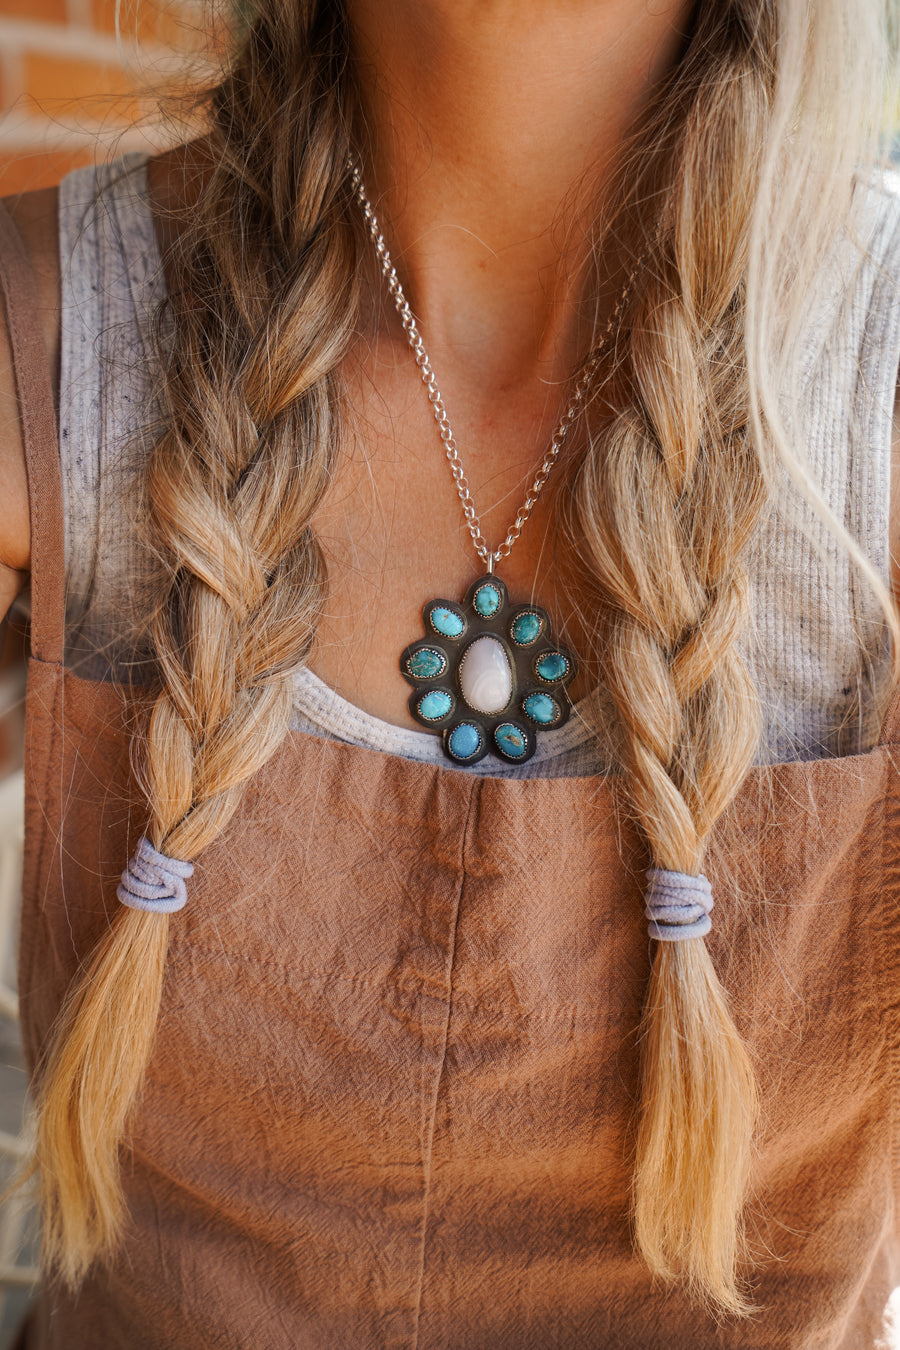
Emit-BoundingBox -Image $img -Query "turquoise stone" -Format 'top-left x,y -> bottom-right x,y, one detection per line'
430,606 -> 465,638
494,723 -> 528,759
448,723 -> 482,760
536,651 -> 569,682
418,689 -> 453,722
407,648 -> 446,680
523,692 -> 559,725
474,584 -> 501,617
511,611 -> 542,646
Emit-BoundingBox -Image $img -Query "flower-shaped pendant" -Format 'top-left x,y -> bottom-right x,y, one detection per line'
400,575 -> 578,766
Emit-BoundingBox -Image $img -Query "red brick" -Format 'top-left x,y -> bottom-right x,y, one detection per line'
0,53 -> 19,112
92,0 -> 209,51
0,146 -> 94,196
91,0 -> 117,31
0,0 -> 67,24
23,51 -> 139,122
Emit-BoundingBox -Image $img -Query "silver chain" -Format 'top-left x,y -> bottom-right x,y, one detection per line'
349,159 -> 638,571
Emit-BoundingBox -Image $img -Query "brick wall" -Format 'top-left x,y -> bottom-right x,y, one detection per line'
0,0 -> 213,196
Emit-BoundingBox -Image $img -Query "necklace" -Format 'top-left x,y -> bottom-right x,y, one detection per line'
350,161 -> 635,767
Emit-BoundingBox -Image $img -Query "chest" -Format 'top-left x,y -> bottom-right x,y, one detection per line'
307,348 -> 598,733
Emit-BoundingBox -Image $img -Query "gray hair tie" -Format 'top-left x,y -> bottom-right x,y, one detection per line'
117,836 -> 194,914
644,868 -> 713,941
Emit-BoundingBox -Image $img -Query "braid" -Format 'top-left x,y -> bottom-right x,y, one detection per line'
569,4 -> 774,1315
32,0 -> 360,1285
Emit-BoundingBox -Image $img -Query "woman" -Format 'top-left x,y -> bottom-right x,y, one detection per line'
1,0 -> 899,1344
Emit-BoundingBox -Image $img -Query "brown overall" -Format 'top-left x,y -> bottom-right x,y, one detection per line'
2,200 -> 900,1350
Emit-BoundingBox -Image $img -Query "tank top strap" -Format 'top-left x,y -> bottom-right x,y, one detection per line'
0,201 -> 64,665
878,677 -> 900,746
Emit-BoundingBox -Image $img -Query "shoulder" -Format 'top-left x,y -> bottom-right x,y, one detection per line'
146,137 -> 213,265
0,142 -> 208,623
0,184 -> 59,614
831,169 -> 900,609
852,167 -> 900,270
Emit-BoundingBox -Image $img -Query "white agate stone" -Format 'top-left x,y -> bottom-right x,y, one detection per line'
459,636 -> 512,713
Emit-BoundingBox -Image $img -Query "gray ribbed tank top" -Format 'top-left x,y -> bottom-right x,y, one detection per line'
56,153 -> 900,777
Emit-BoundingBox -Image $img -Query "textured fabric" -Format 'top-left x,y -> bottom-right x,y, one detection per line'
55,155 -> 900,770
56,152 -> 166,685
15,646 -> 900,1350
3,163 -> 900,1348
289,665 -> 618,779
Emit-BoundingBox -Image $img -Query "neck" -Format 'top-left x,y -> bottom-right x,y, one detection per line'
347,0 -> 693,393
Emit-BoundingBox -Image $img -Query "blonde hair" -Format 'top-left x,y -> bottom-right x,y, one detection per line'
28,0 -> 900,1319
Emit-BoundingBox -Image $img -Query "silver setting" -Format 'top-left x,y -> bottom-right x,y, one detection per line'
404,646 -> 448,680
428,603 -> 467,639
447,722 -> 485,762
522,692 -> 562,727
510,610 -> 545,647
534,651 -> 571,685
416,690 -> 456,723
457,635 -> 513,715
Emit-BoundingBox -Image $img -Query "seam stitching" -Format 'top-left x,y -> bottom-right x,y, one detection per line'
409,777 -> 478,1350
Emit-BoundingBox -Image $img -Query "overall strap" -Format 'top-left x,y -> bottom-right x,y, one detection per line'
879,677 -> 900,748
0,200 -> 65,665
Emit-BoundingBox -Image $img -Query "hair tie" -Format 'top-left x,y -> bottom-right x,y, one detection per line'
644,868 -> 713,942
117,836 -> 194,915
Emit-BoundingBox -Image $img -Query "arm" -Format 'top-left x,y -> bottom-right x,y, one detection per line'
0,186 -> 60,623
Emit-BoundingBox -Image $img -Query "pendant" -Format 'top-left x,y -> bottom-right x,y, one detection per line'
400,574 -> 578,766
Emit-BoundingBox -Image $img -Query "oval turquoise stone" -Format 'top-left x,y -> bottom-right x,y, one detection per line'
474,584 -> 501,617
430,607 -> 465,638
494,723 -> 528,759
406,648 -> 446,680
536,651 -> 569,682
523,692 -> 559,725
448,723 -> 482,760
511,611 -> 542,645
418,689 -> 453,722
